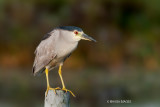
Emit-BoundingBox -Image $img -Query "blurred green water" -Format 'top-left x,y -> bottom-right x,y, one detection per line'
0,67 -> 160,107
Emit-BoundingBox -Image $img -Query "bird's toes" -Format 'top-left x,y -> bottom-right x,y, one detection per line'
54,87 -> 61,90
62,88 -> 76,97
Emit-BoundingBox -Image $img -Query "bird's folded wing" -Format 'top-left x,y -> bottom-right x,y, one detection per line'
32,31 -> 57,76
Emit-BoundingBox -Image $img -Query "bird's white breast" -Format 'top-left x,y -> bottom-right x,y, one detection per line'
54,33 -> 78,58
56,42 -> 78,58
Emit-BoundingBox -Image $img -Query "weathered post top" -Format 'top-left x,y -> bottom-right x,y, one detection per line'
45,90 -> 70,107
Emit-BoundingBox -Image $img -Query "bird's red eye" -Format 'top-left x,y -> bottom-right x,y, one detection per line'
74,31 -> 78,35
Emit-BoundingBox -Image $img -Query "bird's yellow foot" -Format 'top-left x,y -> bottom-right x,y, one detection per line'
62,88 -> 76,97
46,87 -> 61,96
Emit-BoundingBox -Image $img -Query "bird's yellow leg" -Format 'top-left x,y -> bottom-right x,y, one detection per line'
58,65 -> 76,97
45,67 -> 61,96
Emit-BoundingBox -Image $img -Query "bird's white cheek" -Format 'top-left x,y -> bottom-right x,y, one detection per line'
74,36 -> 81,41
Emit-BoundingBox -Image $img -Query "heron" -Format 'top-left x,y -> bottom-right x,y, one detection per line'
32,26 -> 96,97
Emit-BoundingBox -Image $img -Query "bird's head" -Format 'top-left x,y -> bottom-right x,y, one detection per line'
57,26 -> 96,42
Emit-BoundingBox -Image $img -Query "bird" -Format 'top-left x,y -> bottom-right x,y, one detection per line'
32,26 -> 96,97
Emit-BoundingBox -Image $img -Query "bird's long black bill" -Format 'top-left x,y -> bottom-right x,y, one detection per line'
81,33 -> 97,42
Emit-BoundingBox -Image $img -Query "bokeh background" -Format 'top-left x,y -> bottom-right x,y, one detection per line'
0,0 -> 160,107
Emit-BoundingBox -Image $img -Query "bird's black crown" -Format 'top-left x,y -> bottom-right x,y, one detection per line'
57,26 -> 83,32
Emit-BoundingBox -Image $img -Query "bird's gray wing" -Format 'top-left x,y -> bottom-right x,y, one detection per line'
32,30 -> 57,76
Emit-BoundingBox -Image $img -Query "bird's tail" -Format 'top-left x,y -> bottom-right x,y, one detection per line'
32,66 -> 45,76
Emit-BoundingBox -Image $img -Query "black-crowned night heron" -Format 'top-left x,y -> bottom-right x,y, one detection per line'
32,26 -> 96,97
